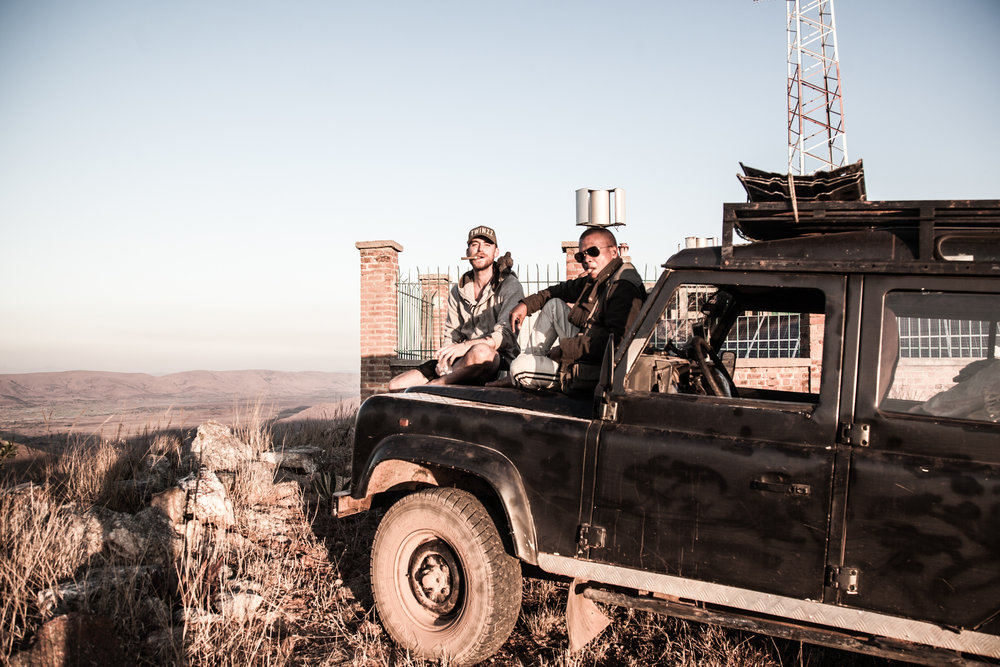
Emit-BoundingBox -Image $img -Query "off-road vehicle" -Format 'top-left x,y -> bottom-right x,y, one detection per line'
336,198 -> 1000,666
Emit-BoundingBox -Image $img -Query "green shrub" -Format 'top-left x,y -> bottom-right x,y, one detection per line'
0,439 -> 17,468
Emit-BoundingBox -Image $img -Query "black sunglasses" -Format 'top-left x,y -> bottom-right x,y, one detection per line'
574,245 -> 611,263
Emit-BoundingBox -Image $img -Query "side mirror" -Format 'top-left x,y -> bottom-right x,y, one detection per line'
720,350 -> 737,376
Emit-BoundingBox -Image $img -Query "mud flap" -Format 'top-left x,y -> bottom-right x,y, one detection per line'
566,578 -> 611,653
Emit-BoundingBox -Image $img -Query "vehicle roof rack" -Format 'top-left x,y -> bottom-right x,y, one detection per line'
721,199 -> 1000,265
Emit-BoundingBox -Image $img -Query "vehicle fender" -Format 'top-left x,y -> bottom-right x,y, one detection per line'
357,434 -> 539,564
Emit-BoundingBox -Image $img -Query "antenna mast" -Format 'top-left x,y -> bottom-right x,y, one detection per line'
786,0 -> 848,174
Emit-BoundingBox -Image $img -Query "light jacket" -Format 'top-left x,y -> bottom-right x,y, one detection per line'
444,265 -> 524,363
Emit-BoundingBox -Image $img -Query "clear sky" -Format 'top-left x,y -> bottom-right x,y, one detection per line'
1,0 -> 997,375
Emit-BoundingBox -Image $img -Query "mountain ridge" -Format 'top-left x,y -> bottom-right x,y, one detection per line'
0,369 -> 359,408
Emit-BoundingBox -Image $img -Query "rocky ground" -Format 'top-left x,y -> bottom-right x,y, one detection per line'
2,415 -> 382,665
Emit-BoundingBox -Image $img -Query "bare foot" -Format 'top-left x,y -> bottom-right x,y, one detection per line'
485,375 -> 514,388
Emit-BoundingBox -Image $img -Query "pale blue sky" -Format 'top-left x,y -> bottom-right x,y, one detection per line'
1,0 -> 997,374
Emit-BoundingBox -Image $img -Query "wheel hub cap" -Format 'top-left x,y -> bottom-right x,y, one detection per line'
408,539 -> 462,615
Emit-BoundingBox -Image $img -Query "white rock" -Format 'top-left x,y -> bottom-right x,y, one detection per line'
105,506 -> 172,564
217,591 -> 265,622
3,483 -> 52,517
176,468 -> 235,528
187,421 -> 253,472
260,446 -> 322,474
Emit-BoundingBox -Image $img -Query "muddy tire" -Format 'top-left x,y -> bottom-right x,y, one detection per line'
370,487 -> 522,665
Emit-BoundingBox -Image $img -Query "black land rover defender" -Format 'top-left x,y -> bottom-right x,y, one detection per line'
335,199 -> 1000,666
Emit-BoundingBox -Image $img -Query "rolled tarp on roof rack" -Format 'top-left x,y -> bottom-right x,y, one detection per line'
738,160 -> 867,203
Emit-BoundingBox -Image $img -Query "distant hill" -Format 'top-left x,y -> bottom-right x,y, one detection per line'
0,370 -> 359,408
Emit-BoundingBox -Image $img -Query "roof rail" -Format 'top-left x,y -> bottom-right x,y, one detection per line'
721,199 -> 1000,265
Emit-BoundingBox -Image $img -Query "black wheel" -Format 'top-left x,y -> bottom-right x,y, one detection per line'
370,487 -> 522,665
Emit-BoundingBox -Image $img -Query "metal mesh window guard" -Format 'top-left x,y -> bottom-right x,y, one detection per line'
652,285 -> 804,358
729,314 -> 801,358
898,318 -> 996,359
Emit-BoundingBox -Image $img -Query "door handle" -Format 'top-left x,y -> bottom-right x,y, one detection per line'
751,478 -> 811,495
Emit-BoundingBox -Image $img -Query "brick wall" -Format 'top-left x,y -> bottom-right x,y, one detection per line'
356,241 -> 403,399
734,358 -> 813,393
732,316 -> 823,394
562,241 -> 583,280
888,358 -> 969,401
808,313 -> 824,393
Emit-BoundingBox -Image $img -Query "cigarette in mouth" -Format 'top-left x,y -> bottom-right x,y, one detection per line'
461,255 -> 480,261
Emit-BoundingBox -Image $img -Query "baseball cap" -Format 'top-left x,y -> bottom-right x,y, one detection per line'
467,225 -> 497,245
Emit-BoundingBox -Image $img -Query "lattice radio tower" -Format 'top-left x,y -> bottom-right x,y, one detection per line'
786,0 -> 848,174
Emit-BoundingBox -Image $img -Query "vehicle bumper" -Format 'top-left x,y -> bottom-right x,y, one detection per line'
331,490 -> 371,518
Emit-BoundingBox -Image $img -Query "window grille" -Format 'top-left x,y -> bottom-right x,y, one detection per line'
898,318 -> 996,358
654,285 -> 804,358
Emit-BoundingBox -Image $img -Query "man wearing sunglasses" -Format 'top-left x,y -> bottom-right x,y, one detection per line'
500,227 -> 645,391
389,225 -> 523,390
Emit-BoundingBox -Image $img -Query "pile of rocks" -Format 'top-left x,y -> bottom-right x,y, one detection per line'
7,421 -> 330,665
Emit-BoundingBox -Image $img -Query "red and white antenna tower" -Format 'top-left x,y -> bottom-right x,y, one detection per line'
786,0 -> 848,174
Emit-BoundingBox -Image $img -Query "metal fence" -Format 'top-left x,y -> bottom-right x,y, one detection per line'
396,264 -> 673,359
396,275 -> 432,360
397,266 -> 811,360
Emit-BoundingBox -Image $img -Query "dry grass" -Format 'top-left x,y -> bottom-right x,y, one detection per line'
0,404 -> 900,666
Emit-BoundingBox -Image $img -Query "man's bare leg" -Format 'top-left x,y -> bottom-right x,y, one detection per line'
388,368 -> 430,391
428,342 -> 501,386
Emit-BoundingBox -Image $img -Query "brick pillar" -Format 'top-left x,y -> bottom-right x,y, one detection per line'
562,241 -> 583,280
419,273 -> 451,352
807,313 -> 825,393
356,241 -> 403,399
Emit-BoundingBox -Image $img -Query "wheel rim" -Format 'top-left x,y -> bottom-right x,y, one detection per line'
396,532 -> 465,629
409,538 -> 462,614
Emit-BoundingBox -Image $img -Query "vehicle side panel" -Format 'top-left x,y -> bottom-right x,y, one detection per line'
352,391 -> 593,558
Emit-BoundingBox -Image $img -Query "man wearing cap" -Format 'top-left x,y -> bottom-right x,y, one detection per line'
388,226 -> 524,390
499,226 -> 645,391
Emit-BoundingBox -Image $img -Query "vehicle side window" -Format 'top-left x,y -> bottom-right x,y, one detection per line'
626,282 -> 825,402
879,291 -> 1000,423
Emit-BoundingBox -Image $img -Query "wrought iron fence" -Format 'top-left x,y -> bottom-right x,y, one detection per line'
396,263 -> 662,360
396,273 -> 432,360
396,264 -> 571,359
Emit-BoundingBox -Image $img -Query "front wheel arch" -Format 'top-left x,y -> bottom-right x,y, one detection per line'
355,435 -> 539,564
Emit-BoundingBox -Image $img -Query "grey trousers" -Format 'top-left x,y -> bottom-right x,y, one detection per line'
510,299 -> 580,389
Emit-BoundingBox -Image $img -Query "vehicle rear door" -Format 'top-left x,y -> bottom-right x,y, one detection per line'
841,275 -> 1000,631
